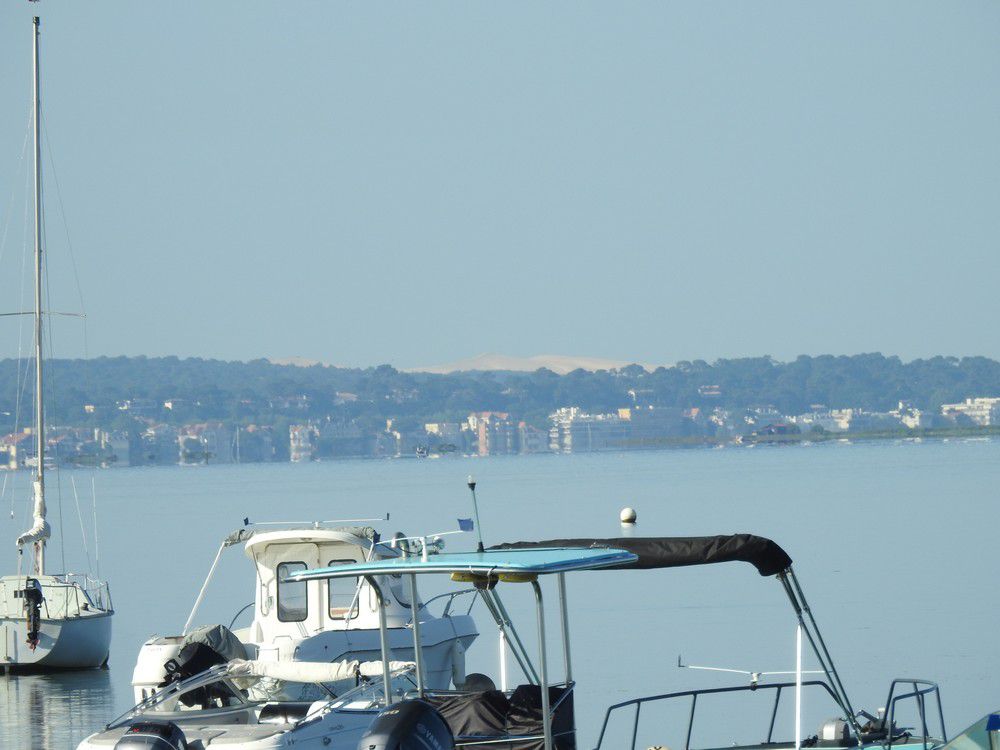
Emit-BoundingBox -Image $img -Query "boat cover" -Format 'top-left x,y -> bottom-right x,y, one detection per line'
182,623 -> 248,662
226,658 -> 414,683
489,534 -> 792,577
15,480 -> 50,547
426,684 -> 575,750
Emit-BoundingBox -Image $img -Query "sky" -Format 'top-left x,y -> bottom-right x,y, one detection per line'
0,2 -> 998,369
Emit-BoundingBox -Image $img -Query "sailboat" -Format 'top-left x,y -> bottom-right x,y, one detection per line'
0,16 -> 113,671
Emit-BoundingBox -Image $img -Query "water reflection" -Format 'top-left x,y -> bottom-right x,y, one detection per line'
0,669 -> 114,749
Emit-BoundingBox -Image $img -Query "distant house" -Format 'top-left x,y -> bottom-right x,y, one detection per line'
467,412 -> 517,456
177,422 -> 234,464
289,424 -> 317,462
891,401 -> 934,430
549,407 -> 627,453
0,431 -> 33,469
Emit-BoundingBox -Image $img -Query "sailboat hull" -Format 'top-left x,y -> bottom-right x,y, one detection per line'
0,611 -> 112,670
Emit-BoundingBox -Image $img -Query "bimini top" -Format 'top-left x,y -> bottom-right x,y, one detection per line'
285,547 -> 638,583
490,534 -> 792,577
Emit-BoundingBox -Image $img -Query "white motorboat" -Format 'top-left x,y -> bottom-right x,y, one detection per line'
131,522 -> 478,702
84,532 -> 969,750
0,16 -> 113,672
266,534 -> 951,750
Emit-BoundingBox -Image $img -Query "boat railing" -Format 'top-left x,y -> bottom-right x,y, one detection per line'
593,680 -> 842,750
881,679 -> 946,749
47,572 -> 112,616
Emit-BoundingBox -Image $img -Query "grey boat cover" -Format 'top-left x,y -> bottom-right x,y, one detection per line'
181,624 -> 248,661
426,684 -> 575,750
489,534 -> 792,577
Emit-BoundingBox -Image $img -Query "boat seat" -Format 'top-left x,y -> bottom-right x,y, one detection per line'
257,701 -> 316,725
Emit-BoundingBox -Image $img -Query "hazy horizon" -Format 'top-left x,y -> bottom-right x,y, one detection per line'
1,3 -> 998,369
1,349 -> 998,374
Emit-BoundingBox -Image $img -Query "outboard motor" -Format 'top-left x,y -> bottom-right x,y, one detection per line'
159,642 -> 228,686
19,578 -> 43,650
360,700 -> 454,750
114,721 -> 187,749
157,642 -> 232,709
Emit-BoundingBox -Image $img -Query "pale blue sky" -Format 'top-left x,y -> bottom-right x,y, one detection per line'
1,2 -> 998,368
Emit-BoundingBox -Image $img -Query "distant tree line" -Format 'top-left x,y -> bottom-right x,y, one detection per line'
1,353 -> 999,435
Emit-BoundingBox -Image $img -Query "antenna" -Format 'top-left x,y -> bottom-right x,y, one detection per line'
242,514 -> 390,528
677,654 -> 821,688
466,475 -> 484,552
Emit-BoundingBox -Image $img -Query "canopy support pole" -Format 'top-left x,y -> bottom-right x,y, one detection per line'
531,580 -> 553,750
778,568 -> 861,739
557,572 -> 572,684
795,623 -> 802,750
183,541 -> 226,635
367,576 -> 394,705
408,574 -> 425,695
499,628 -> 508,692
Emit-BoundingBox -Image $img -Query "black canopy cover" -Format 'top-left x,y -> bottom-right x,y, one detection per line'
489,534 -> 792,577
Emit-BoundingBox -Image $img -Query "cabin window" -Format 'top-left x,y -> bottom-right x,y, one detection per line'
276,562 -> 308,622
328,559 -> 359,619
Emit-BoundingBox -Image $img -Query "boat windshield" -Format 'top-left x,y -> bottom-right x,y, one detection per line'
323,670 -> 419,713
108,663 -> 419,730
106,665 -> 338,729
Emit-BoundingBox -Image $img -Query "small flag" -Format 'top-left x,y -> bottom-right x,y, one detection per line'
458,518 -> 474,532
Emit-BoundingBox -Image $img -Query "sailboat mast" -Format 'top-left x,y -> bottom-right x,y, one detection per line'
31,16 -> 46,575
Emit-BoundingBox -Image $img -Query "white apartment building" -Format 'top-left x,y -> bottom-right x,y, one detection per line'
940,397 -> 1000,426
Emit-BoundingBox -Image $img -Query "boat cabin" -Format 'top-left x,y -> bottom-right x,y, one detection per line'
133,523 -> 478,702
238,527 -> 415,657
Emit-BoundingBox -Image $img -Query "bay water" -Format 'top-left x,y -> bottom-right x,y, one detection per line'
0,438 -> 996,748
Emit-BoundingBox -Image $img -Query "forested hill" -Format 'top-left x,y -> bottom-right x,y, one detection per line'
2,353 -> 1000,431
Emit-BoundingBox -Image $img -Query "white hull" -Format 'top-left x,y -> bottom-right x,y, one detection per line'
0,611 -> 112,670
133,614 -> 476,702
78,701 -> 377,749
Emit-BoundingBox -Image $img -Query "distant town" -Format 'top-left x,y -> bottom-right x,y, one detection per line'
2,392 -> 1000,469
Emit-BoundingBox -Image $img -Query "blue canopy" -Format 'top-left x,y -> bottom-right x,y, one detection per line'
285,547 -> 638,583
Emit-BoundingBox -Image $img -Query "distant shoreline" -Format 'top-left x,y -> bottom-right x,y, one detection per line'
1,424 -> 996,472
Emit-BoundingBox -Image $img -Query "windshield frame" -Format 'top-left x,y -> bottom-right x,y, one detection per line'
106,663 -> 339,730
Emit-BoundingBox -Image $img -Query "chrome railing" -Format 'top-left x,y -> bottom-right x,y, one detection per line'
594,680 -> 842,750
49,572 -> 113,615
594,678 -> 947,750
882,679 -> 947,749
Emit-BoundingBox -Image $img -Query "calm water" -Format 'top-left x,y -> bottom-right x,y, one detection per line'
0,439 -> 997,748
